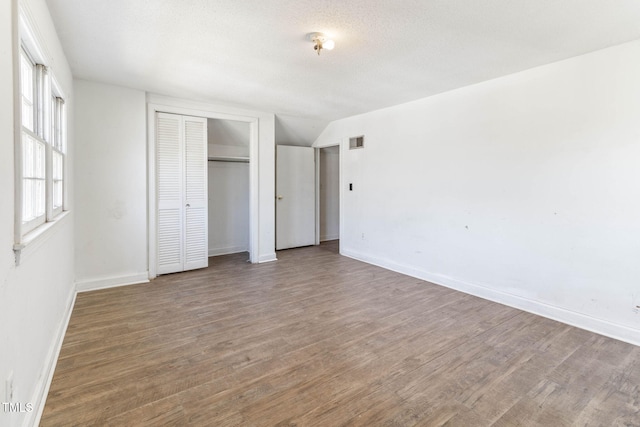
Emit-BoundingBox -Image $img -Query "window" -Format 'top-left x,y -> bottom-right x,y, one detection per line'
18,44 -> 67,237
51,95 -> 65,215
20,51 -> 34,132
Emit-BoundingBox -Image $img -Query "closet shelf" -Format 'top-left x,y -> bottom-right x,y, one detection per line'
208,156 -> 250,163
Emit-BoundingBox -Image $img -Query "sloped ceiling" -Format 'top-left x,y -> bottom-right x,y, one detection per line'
45,0 -> 640,145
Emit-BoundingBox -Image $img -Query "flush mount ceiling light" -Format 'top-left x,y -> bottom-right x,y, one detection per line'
307,32 -> 335,55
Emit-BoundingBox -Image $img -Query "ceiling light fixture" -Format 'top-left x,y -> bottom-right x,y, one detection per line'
307,32 -> 335,55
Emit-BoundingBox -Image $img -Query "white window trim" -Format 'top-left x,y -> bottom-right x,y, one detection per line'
14,211 -> 71,265
50,78 -> 67,214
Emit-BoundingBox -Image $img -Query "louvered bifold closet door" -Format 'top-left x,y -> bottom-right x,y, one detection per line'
156,113 -> 208,275
183,116 -> 208,271
156,113 -> 184,274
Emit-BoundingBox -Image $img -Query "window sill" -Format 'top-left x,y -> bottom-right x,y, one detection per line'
13,210 -> 71,266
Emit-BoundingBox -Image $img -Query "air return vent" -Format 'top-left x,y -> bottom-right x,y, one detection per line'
349,135 -> 364,149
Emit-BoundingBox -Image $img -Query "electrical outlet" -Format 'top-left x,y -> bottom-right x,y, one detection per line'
5,371 -> 14,401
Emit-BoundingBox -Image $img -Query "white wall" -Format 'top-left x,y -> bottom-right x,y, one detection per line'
208,118 -> 250,158
208,161 -> 250,256
314,40 -> 640,345
319,146 -> 339,241
74,80 -> 148,291
0,1 -> 76,426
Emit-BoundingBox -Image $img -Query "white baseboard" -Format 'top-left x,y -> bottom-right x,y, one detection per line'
27,289 -> 76,427
208,246 -> 249,257
75,273 -> 149,293
341,248 -> 640,347
257,253 -> 277,263
320,235 -> 339,242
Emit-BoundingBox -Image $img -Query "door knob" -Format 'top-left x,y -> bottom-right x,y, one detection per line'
277,195 -> 283,200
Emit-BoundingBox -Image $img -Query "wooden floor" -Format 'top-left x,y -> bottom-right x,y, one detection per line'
43,241 -> 640,426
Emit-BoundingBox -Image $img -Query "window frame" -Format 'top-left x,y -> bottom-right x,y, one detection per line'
50,87 -> 66,218
19,47 -> 48,235
14,11 -> 69,260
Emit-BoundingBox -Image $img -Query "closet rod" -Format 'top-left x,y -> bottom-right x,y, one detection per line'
208,156 -> 250,163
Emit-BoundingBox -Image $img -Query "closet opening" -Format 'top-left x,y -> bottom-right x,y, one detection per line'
148,95 -> 267,279
207,118 -> 251,260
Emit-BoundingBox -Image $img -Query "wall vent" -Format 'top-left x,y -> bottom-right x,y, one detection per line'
349,135 -> 364,149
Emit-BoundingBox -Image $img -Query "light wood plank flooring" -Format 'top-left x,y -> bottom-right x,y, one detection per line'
42,241 -> 640,426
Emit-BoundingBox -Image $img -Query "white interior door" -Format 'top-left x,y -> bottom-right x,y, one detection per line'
276,145 -> 315,250
157,113 -> 184,274
183,117 -> 208,271
156,113 -> 208,274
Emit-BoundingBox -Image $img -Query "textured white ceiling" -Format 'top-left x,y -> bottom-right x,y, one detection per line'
45,0 -> 640,145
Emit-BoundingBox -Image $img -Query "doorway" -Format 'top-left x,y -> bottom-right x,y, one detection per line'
317,145 -> 340,246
